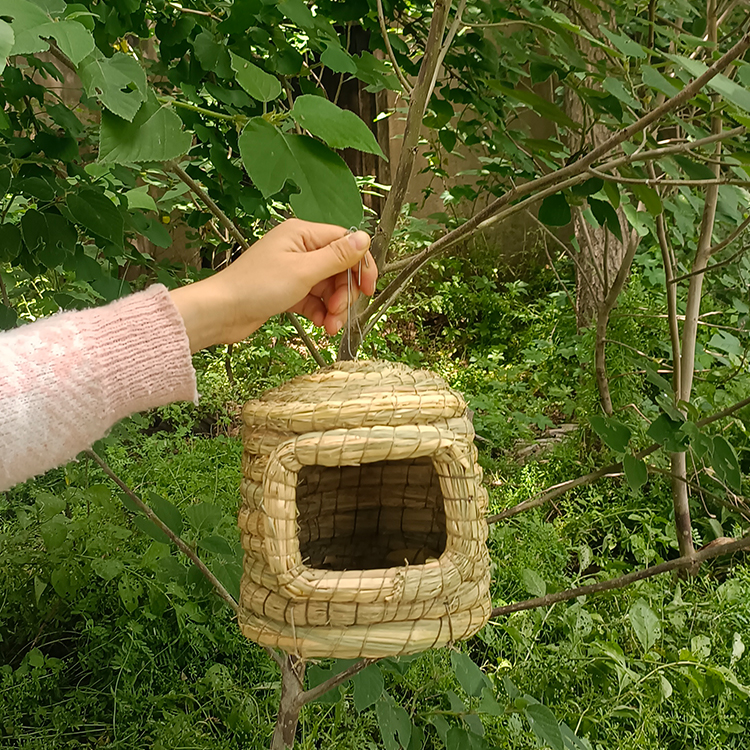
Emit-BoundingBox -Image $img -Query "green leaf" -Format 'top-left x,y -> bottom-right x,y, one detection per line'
642,65 -> 680,97
538,193 -> 571,226
125,186 -> 158,212
520,568 -> 547,597
376,693 -> 412,750
646,413 -> 687,452
589,415 -> 631,453
493,82 -> 578,129
0,20 -> 14,74
599,26 -> 647,58
630,183 -> 663,216
35,491 -> 66,521
133,516 -> 171,544
40,516 -> 67,550
525,703 -> 564,750
571,178 -> 603,197
588,197 -> 622,241
118,574 -> 142,613
430,716 -> 450,746
34,575 -> 47,604
439,129 -> 457,153
321,41 -> 356,74
198,535 -> 234,557
0,0 -> 49,56
147,492 -> 183,536
239,117 -> 363,227
682,422 -> 713,461
186,503 -> 224,533
229,51 -> 281,102
0,303 -> 18,330
99,98 -> 192,164
67,190 -> 124,248
451,651 -> 491,697
629,597 -> 661,652
602,78 -> 638,109
477,687 -> 503,716
623,454 -> 648,491
92,558 -> 125,581
352,665 -> 384,711
36,19 -> 94,65
291,95 -> 386,159
79,51 -> 148,121
640,360 -> 672,392
711,436 -> 742,492
667,54 -> 750,113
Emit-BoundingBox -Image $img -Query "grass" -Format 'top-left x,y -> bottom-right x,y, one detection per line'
2,254 -> 750,749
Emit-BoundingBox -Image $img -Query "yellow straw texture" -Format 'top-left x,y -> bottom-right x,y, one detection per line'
238,360 -> 491,658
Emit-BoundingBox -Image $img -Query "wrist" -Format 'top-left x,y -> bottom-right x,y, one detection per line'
169,282 -> 223,353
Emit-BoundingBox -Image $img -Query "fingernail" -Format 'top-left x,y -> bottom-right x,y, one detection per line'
335,319 -> 344,333
347,231 -> 369,252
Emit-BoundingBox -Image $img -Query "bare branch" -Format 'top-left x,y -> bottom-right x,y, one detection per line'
376,0 -> 413,96
362,121 -> 746,330
652,167 -> 682,397
490,535 -> 750,618
369,0 -> 452,270
301,659 -> 377,703
85,450 -> 239,614
169,160 -> 249,250
286,313 -> 327,367
671,217 -> 750,283
427,0 -> 467,103
169,160 -> 325,366
487,394 -> 750,524
589,167 -> 750,188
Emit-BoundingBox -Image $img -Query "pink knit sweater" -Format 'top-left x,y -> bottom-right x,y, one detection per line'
0,285 -> 198,491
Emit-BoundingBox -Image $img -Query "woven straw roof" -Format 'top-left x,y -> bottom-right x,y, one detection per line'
238,360 -> 491,659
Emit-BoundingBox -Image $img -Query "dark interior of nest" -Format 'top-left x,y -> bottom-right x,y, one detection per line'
296,457 -> 447,571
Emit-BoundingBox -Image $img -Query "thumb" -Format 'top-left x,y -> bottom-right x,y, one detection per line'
301,230 -> 370,283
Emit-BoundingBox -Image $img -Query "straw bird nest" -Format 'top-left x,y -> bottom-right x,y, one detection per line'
237,360 -> 491,659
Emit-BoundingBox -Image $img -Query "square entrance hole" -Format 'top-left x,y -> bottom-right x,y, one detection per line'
296,457 -> 447,571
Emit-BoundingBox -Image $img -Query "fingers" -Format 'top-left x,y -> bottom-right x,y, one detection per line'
299,231 -> 371,286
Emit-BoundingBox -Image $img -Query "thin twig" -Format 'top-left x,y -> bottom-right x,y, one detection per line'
301,659 -> 377,703
85,450 -> 239,613
168,1 -> 222,20
487,394 -> 750,524
0,274 -> 11,309
588,167 -> 750,187
490,535 -> 750,618
427,0 -> 467,104
376,0 -> 413,95
169,161 -> 249,249
286,313 -> 327,367
169,161 -> 325,367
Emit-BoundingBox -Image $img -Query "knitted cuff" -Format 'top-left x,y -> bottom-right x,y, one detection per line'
80,284 -> 198,423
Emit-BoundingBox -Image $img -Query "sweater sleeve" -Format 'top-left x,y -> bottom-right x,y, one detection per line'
0,285 -> 198,491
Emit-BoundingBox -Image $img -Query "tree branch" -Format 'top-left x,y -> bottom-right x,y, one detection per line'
85,449 -> 239,614
169,160 -> 249,250
286,313 -> 327,367
301,659 -> 376,703
670,216 -> 750,283
490,535 -> 750,618
376,0 -> 413,95
361,122 -> 747,331
486,394 -> 750,524
369,0 -> 451,270
169,160 -> 324,366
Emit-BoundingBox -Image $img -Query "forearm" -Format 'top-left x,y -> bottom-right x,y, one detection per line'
0,285 -> 197,491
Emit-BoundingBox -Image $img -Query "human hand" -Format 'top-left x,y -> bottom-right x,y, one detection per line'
170,219 -> 377,352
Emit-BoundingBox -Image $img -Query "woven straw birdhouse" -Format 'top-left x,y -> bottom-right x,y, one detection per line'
237,360 -> 491,659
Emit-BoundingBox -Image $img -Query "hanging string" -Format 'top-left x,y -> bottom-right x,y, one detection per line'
344,227 -> 367,360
